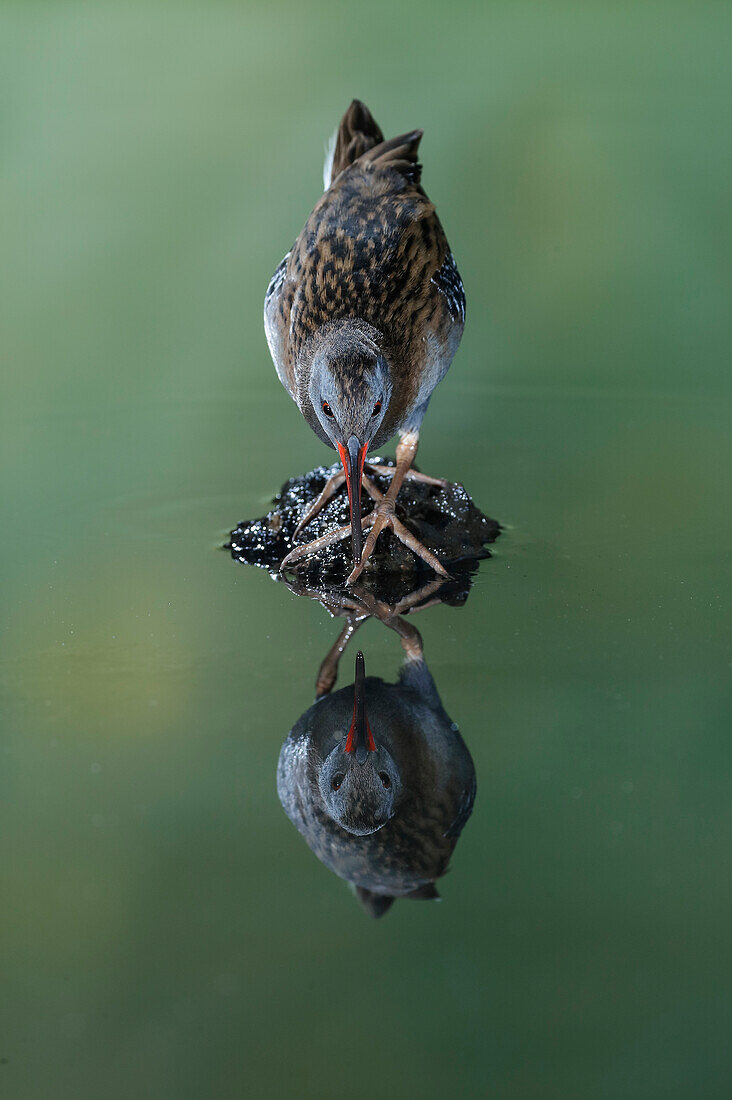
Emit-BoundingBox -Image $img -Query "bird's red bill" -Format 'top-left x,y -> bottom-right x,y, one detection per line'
337,438 -> 369,567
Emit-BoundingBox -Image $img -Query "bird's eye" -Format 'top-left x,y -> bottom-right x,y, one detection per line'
372,401 -> 382,417
322,401 -> 334,417
378,772 -> 391,790
331,773 -> 344,791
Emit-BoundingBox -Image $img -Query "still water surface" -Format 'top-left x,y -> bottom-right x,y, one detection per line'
2,3 -> 730,1097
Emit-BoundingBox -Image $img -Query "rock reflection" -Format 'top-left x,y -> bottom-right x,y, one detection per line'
276,579 -> 476,918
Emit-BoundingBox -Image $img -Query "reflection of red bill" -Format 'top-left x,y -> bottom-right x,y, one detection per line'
345,651 -> 376,761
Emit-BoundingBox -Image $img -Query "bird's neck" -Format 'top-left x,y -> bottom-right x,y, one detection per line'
299,319 -> 386,382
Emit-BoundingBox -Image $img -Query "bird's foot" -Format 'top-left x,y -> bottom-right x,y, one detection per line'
293,471 -> 381,538
281,470 -> 385,572
346,495 -> 450,586
281,434 -> 450,582
279,521 -> 354,572
365,462 -> 448,489
294,462 -> 446,541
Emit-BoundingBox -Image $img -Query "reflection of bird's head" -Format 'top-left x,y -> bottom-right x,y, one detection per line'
316,652 -> 400,835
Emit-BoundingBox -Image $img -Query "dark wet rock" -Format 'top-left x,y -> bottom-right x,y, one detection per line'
226,457 -> 500,594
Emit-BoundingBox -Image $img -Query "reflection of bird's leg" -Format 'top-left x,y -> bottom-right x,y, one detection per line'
392,577 -> 447,616
347,586 -> 425,662
311,574 -> 445,697
274,573 -> 364,616
346,432 -> 450,586
315,615 -> 367,697
385,614 -> 424,663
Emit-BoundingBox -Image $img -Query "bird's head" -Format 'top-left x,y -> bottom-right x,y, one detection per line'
308,338 -> 392,564
317,652 -> 400,836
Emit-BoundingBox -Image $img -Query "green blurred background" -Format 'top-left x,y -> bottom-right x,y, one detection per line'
1,2 -> 731,1097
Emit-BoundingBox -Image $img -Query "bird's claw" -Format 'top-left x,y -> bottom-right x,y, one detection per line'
346,499 -> 450,586
279,522 -> 354,572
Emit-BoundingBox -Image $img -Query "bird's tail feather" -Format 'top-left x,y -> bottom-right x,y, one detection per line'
324,99 -> 424,189
325,99 -> 423,188
325,100 -> 384,188
355,886 -> 394,918
355,882 -> 440,918
325,97 -> 424,190
359,128 -> 423,185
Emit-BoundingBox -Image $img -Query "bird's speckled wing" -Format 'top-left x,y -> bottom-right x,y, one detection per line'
276,732 -> 311,833
444,769 -> 477,839
264,248 -> 295,397
431,250 -> 465,325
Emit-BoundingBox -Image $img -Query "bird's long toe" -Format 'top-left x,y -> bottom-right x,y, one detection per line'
345,502 -> 450,586
390,517 -> 450,579
280,522 -> 355,571
293,472 -> 346,537
366,463 -> 448,488
346,511 -> 389,586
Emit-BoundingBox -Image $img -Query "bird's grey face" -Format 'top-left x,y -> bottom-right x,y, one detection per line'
316,651 -> 401,836
309,355 -> 392,563
309,354 -> 391,451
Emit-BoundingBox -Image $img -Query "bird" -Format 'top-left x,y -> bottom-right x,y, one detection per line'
277,649 -> 476,918
264,99 -> 466,585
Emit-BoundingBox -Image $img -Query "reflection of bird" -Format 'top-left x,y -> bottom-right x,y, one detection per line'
277,650 -> 476,917
264,99 -> 465,584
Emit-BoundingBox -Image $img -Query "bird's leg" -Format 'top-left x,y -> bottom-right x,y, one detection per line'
346,431 -> 450,586
315,615 -> 366,697
387,615 -> 425,663
293,471 -> 382,538
279,477 -> 382,571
